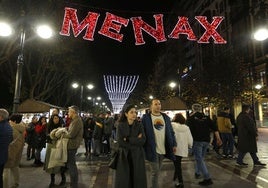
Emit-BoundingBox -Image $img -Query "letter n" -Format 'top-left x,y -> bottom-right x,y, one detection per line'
131,14 -> 166,45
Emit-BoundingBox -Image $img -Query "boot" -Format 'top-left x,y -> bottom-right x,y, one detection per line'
49,174 -> 55,188
59,173 -> 66,186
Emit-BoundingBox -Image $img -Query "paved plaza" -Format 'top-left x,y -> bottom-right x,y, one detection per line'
13,128 -> 268,188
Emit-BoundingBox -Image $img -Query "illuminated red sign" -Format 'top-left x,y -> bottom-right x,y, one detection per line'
60,7 -> 227,45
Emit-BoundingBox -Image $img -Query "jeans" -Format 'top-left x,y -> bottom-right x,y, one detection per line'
149,154 -> 164,188
93,139 -> 101,155
35,147 -> 43,162
84,138 -> 92,154
26,144 -> 35,158
67,149 -> 78,188
220,133 -> 234,155
112,129 -> 117,141
192,141 -> 210,179
237,152 -> 259,164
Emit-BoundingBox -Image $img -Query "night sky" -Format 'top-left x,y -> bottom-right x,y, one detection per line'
0,0 -> 177,109
64,0 -> 176,87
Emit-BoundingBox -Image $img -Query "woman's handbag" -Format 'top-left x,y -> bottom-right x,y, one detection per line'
108,150 -> 119,169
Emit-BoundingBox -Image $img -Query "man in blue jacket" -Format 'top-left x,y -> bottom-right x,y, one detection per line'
0,108 -> 13,188
142,99 -> 176,188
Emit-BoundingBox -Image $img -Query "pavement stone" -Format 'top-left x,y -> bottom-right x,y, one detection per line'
8,127 -> 268,188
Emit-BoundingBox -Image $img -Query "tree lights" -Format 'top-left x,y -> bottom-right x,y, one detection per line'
104,75 -> 139,113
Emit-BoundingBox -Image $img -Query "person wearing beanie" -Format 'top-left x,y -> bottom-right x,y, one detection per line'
187,104 -> 222,186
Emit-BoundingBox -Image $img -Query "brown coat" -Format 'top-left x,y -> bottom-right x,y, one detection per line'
5,122 -> 26,168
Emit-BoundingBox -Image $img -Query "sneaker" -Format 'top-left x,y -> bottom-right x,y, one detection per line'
254,161 -> 266,167
195,173 -> 201,179
222,154 -> 227,158
10,183 -> 19,188
175,182 -> 184,188
199,179 -> 213,186
236,162 -> 248,167
227,154 -> 233,158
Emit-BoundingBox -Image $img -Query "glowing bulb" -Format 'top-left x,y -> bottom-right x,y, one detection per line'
0,22 -> 12,37
254,28 -> 268,41
36,25 -> 53,39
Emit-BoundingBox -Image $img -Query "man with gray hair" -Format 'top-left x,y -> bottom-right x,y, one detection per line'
0,109 -> 13,188
63,105 -> 83,188
187,104 -> 222,186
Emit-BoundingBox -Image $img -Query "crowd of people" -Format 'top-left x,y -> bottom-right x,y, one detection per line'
0,99 -> 266,188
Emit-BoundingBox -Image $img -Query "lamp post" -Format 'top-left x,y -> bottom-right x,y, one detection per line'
87,96 -> 101,106
0,12 -> 53,113
169,81 -> 181,97
87,96 -> 102,113
72,82 -> 94,114
253,1 -> 268,41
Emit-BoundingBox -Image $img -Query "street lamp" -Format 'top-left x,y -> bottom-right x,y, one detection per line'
253,28 -> 268,41
169,81 -> 181,97
72,82 -> 94,114
87,96 -> 101,106
0,16 -> 53,113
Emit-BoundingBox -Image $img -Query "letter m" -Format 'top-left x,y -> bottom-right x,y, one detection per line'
59,7 -> 99,41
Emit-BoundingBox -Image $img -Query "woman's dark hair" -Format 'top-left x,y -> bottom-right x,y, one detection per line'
242,104 -> 251,112
51,114 -> 59,121
9,114 -> 23,123
38,116 -> 47,124
118,104 -> 136,122
172,113 -> 186,124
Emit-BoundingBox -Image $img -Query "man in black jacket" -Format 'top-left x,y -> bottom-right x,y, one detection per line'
187,104 -> 221,186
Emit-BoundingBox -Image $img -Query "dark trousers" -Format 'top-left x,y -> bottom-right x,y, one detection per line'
220,133 -> 234,155
0,163 -> 4,188
27,144 -> 35,158
237,152 -> 259,164
102,134 -> 111,154
67,149 -> 78,188
173,156 -> 183,183
84,138 -> 92,153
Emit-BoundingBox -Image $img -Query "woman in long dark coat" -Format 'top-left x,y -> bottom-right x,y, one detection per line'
115,104 -> 147,188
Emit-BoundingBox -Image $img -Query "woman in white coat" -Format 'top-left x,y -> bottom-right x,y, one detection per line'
171,113 -> 193,188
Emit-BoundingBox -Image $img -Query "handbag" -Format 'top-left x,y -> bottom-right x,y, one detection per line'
108,150 -> 119,169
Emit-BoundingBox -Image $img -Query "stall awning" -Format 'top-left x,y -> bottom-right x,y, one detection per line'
161,97 -> 188,110
17,99 -> 63,113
